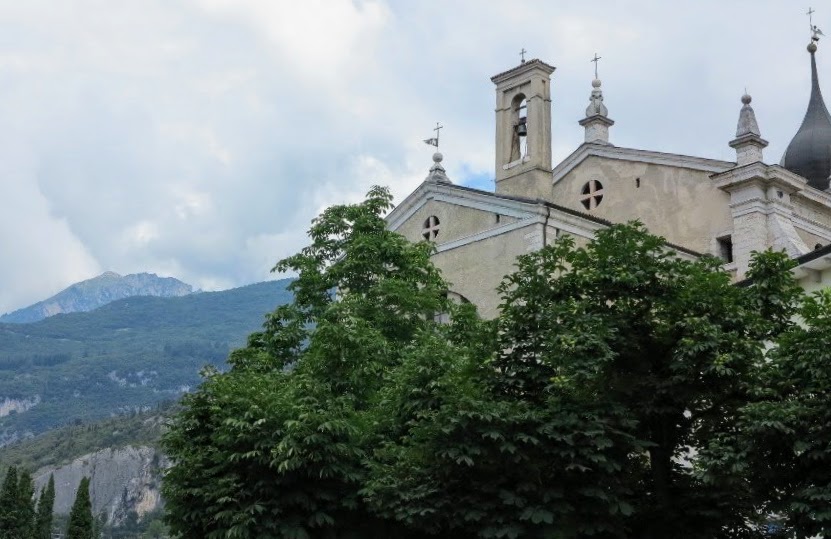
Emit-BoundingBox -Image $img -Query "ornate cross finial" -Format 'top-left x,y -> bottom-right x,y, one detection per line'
423,122 -> 443,149
807,7 -> 825,41
591,53 -> 602,79
519,48 -> 527,63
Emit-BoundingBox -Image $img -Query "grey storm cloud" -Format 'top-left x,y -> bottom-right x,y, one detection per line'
0,0 -> 825,313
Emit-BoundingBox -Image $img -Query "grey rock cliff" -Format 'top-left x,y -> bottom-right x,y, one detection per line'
0,272 -> 192,323
33,445 -> 168,525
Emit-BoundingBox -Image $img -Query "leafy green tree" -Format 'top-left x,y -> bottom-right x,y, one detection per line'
164,185 -> 806,538
164,186 -> 449,538
703,287 -> 831,538
35,474 -> 55,539
66,477 -> 93,539
365,225 -> 800,538
362,306 -> 639,539
500,226 -> 801,537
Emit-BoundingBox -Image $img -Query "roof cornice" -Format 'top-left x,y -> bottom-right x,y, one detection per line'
711,162 -> 808,192
490,59 -> 556,85
552,143 -> 735,186
385,181 -> 612,232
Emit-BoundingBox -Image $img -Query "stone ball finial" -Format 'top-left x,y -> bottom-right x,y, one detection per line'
433,152 -> 443,163
741,93 -> 752,105
808,41 -> 818,53
592,79 -> 602,88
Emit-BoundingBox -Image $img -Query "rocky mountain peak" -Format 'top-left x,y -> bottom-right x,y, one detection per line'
0,272 -> 193,324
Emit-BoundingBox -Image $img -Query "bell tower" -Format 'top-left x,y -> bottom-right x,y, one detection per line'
491,57 -> 555,198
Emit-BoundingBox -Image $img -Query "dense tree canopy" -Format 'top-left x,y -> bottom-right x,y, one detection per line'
164,186 -> 831,538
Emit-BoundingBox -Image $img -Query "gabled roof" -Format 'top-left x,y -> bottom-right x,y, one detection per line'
552,143 -> 735,186
386,180 -> 612,232
386,181 -> 703,259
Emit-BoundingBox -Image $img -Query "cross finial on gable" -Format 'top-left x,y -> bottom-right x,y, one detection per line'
519,48 -> 527,63
423,122 -> 443,149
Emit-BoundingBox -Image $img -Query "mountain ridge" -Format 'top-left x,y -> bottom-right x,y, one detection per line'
1,272 -> 193,324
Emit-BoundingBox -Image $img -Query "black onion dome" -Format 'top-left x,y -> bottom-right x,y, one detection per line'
782,45 -> 831,191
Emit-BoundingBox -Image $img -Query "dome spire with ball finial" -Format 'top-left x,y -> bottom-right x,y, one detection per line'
423,122 -> 451,183
780,8 -> 831,189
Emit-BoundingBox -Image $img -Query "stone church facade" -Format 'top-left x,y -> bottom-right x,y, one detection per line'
386,39 -> 831,319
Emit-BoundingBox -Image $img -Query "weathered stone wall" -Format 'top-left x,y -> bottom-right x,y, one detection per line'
551,156 -> 733,255
395,199 -> 516,246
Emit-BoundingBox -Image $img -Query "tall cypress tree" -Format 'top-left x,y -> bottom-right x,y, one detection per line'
35,474 -> 55,539
15,470 -> 35,538
66,477 -> 94,539
0,466 -> 19,535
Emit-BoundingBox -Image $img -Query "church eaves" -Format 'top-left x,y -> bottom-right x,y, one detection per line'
490,58 -> 555,84
781,40 -> 831,190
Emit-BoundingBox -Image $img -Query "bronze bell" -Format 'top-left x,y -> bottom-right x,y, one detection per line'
516,118 -> 528,137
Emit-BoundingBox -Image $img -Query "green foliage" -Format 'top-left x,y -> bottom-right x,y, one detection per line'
490,225 -> 800,537
66,477 -> 93,539
0,465 -> 40,539
162,187 -> 825,538
702,285 -> 831,537
142,516 -> 170,538
362,317 -> 640,538
35,475 -> 55,539
0,280 -> 293,439
14,470 -> 35,538
0,410 -> 173,538
164,186 -> 447,538
0,466 -> 19,535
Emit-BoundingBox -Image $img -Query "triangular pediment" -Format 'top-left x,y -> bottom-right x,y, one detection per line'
552,143 -> 735,186
387,181 -> 614,253
387,182 -> 540,232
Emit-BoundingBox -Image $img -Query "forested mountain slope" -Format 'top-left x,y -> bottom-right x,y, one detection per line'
0,279 -> 293,442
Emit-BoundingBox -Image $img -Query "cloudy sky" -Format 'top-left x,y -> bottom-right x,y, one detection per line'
0,0 -> 825,313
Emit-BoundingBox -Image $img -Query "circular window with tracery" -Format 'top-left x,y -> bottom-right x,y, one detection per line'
580,180 -> 604,210
422,215 -> 441,240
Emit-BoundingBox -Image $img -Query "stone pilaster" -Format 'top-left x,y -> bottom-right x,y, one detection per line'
713,163 -> 808,278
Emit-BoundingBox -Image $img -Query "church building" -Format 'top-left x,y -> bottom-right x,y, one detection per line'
386,34 -> 831,319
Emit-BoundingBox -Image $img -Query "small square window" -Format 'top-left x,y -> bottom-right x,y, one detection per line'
717,236 -> 733,263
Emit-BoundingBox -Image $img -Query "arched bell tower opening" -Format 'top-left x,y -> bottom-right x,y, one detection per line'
491,58 -> 554,199
511,94 -> 528,162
